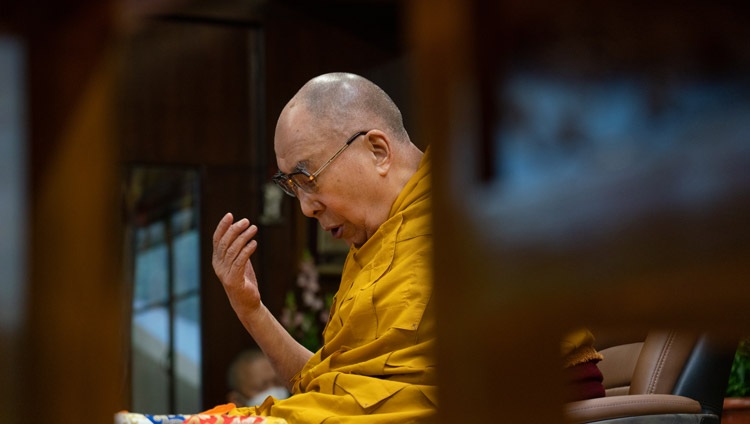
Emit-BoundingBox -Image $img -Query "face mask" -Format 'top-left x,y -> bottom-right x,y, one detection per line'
246,386 -> 291,407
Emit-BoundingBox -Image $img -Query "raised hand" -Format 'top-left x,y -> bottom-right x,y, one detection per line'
212,213 -> 261,316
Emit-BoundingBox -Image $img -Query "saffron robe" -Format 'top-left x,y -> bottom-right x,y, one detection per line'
237,149 -> 437,423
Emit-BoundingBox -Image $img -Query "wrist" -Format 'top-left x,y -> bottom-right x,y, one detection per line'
240,302 -> 269,333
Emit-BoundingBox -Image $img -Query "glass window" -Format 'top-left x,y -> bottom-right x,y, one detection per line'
126,167 -> 201,414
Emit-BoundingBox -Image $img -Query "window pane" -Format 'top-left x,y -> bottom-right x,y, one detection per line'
173,225 -> 199,298
133,222 -> 168,309
132,306 -> 170,413
174,295 -> 201,412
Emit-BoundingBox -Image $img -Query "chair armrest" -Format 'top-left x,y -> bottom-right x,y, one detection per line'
565,394 -> 702,423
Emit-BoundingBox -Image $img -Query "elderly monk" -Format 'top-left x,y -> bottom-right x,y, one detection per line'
212,72 -> 436,423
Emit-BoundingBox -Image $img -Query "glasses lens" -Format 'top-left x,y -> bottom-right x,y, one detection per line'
290,173 -> 316,194
272,173 -> 296,197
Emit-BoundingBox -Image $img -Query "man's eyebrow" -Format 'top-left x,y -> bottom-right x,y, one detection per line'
278,161 -> 306,174
294,161 -> 310,172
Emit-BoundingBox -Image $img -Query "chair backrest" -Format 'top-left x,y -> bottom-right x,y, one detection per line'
596,330 -> 735,415
671,334 -> 737,416
630,331 -> 699,395
598,341 -> 644,396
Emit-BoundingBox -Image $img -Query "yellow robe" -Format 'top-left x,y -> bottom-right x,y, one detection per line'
236,149 -> 437,423
561,328 -> 603,369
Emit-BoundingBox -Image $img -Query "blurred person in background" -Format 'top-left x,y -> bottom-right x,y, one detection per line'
226,349 -> 290,408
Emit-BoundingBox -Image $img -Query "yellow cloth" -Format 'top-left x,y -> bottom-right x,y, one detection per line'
561,328 -> 604,368
233,149 -> 436,423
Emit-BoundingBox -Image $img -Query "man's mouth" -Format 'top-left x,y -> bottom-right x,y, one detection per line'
330,226 -> 343,239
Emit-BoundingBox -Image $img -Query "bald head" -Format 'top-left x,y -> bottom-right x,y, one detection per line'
283,72 -> 409,144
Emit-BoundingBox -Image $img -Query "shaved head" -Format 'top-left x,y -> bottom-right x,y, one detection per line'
288,72 -> 409,142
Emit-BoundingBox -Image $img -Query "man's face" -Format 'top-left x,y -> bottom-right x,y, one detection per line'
274,108 -> 383,248
238,356 -> 281,401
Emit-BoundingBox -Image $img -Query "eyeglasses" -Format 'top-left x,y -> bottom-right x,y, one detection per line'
272,131 -> 368,197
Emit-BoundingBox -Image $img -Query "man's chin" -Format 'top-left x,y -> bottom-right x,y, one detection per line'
348,237 -> 363,249
346,231 -> 369,248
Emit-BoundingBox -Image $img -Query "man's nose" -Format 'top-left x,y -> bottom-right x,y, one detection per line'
297,190 -> 322,218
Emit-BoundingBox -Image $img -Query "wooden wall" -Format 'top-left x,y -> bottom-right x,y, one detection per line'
118,13 -> 268,409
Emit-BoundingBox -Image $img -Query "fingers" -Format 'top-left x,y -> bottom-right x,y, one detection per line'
232,238 -> 258,273
212,213 -> 259,275
212,212 -> 234,249
225,220 -> 257,264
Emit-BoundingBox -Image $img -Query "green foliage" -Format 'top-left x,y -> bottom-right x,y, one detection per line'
726,338 -> 750,398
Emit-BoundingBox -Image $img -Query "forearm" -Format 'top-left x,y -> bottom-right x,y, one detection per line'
239,302 -> 314,389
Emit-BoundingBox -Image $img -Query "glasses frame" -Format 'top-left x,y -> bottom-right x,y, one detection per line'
272,130 -> 369,197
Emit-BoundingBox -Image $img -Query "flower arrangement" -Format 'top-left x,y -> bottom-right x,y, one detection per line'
280,250 -> 333,351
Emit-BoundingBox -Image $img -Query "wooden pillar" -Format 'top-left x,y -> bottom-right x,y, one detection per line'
406,0 -> 750,422
3,2 -> 127,422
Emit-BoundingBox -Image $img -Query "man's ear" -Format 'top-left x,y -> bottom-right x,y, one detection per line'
365,130 -> 392,176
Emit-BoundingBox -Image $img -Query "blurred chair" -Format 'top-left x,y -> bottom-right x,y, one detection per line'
565,330 -> 735,423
